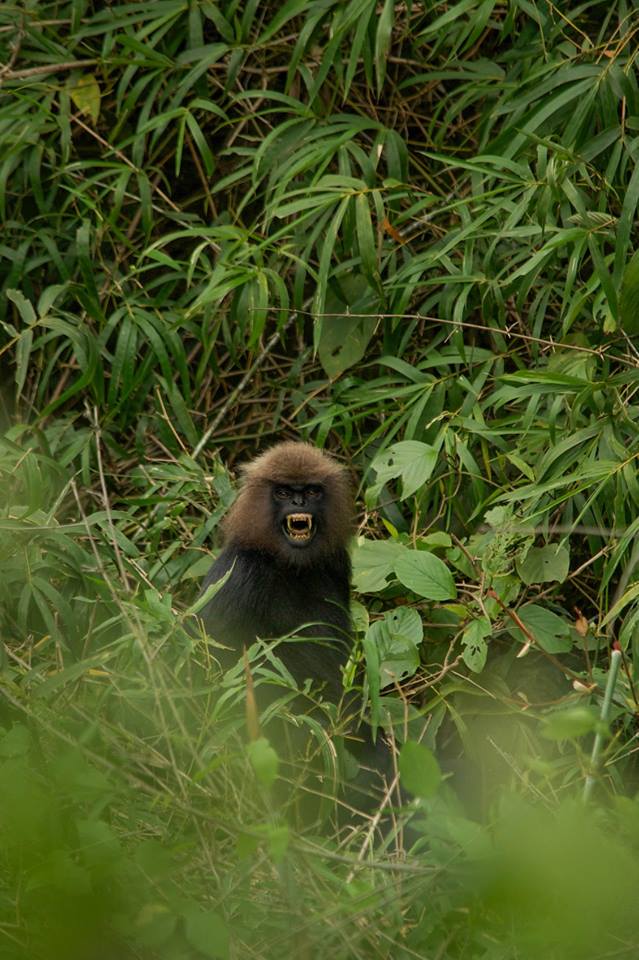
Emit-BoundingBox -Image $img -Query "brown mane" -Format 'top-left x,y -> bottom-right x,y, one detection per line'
222,442 -> 353,562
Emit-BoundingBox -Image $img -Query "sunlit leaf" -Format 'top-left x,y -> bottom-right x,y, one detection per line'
395,549 -> 457,601
371,441 -> 438,499
67,73 -> 101,123
351,538 -> 405,593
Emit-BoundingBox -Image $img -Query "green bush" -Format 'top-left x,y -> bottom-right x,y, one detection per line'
3,0 -> 639,956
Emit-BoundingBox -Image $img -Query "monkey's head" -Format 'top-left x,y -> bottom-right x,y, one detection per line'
222,442 -> 353,566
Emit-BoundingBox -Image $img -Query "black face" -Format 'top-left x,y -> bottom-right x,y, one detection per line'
272,483 -> 324,548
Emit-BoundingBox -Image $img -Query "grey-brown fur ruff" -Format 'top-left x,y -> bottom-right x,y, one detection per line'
222,442 -> 353,564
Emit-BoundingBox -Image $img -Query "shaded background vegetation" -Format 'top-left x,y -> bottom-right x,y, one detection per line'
3,1 -> 639,957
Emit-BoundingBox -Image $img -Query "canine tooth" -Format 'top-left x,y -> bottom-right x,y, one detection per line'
285,512 -> 313,541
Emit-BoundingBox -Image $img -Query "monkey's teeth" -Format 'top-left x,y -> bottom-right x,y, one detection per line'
286,513 -> 313,541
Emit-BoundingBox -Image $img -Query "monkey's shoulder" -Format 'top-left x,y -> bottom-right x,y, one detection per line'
204,545 -> 350,593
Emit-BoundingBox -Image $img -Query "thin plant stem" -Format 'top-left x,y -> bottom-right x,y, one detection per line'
583,648 -> 623,803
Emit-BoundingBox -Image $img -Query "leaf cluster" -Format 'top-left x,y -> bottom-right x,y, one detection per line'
3,0 -> 639,956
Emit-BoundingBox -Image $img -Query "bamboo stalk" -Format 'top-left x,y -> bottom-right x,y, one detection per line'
583,648 -> 622,803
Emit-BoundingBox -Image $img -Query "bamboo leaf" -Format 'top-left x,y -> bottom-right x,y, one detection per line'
374,0 -> 395,95
619,248 -> 639,335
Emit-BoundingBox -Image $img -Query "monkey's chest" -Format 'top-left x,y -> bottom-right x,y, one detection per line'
241,566 -> 346,638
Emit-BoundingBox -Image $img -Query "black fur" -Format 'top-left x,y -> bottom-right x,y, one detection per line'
200,545 -> 353,701
198,443 -> 401,826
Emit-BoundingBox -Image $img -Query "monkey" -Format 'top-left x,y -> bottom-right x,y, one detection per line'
198,441 -> 397,817
199,442 -> 353,696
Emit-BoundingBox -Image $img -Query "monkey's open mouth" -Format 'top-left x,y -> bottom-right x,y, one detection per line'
284,513 -> 315,543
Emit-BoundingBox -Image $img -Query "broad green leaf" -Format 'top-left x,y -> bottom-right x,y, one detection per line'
366,607 -> 423,686
399,741 -> 441,799
501,78 -> 596,159
27,851 -> 91,896
516,545 -> 570,585
350,598 -> 369,634
504,451 -> 535,481
33,658 -> 113,699
422,531 -> 452,549
508,604 -> 572,654
68,73 -> 101,123
618,604 -> 639,651
461,617 -> 491,673
351,538 -> 404,593
507,227 -> 586,281
157,377 -> 197,446
395,549 -> 457,600
184,907 -> 230,960
372,441 -> 438,498
108,318 -> 137,407
318,315 -> 377,378
318,273 -> 380,376
273,192 -> 342,218
542,707 -> 599,741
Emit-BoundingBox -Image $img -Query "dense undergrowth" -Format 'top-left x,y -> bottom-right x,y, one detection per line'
3,0 -> 639,957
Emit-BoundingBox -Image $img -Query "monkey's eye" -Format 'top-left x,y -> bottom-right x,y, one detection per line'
305,485 -> 323,499
274,486 -> 291,500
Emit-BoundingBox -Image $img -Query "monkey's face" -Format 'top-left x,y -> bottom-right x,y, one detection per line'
272,483 -> 324,551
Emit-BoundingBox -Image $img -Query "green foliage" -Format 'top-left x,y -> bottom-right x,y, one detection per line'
3,0 -> 639,955
246,736 -> 279,790
399,741 -> 442,799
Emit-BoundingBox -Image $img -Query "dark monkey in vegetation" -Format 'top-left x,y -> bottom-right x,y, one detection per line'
200,442 -> 354,700
200,442 -> 393,805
